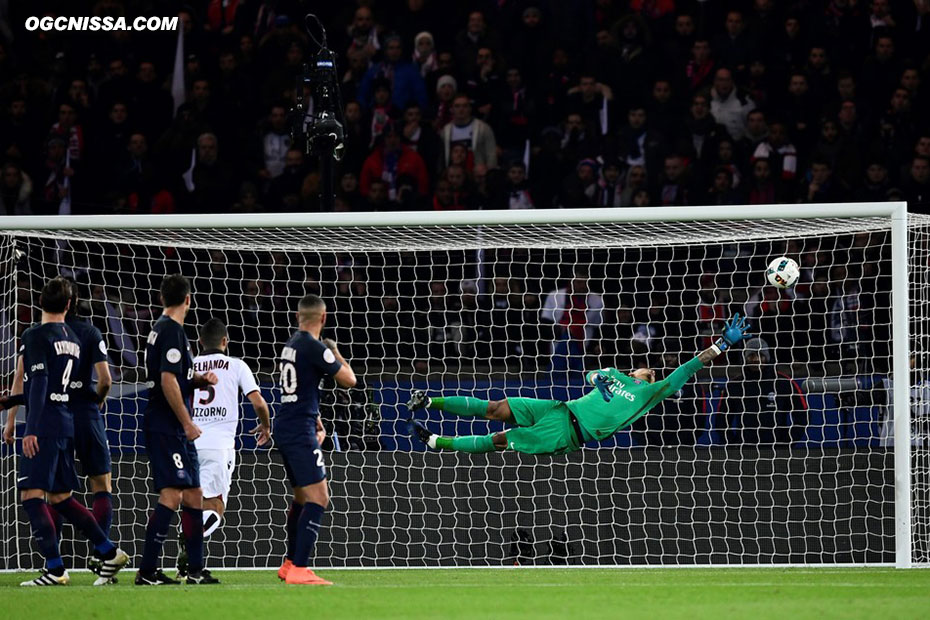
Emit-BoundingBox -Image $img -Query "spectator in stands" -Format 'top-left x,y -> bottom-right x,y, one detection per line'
131,61 -> 173,141
432,75 -> 458,132
455,11 -> 496,78
619,165 -> 648,206
739,109 -> 768,159
752,121 -> 798,184
346,5 -> 381,63
616,104 -> 665,175
412,32 -> 438,78
257,104 -> 291,181
49,102 -> 84,164
540,266 -> 604,384
677,93 -> 729,181
859,160 -> 893,202
0,96 -> 40,169
703,166 -> 743,205
466,47 -> 502,121
709,67 -> 755,141
593,159 -> 623,208
800,157 -> 847,203
718,337 -> 808,445
746,158 -> 787,204
266,148 -> 309,212
439,94 -> 497,173
400,104 -> 440,179
502,161 -> 534,209
902,156 -> 930,212
714,138 -> 742,189
684,39 -> 716,94
566,74 -> 614,135
560,158 -> 598,208
360,122 -> 429,203
811,117 -> 859,190
653,154 -> 695,206
183,132 -> 235,212
492,68 -> 535,157
713,10 -> 754,76
0,162 -> 32,215
358,35 -> 427,112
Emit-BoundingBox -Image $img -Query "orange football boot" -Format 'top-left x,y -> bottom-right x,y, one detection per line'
285,567 -> 333,585
277,559 -> 294,581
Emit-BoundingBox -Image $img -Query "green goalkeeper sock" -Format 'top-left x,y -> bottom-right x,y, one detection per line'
434,434 -> 497,453
431,396 -> 489,418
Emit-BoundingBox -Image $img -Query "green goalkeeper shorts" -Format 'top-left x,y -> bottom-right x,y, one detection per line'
504,397 -> 581,455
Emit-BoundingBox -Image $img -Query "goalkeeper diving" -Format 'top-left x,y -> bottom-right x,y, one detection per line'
408,314 -> 752,454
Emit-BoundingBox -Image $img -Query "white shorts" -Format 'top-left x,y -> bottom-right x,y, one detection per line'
197,448 -> 236,502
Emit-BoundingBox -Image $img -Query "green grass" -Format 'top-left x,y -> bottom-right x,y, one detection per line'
2,567 -> 929,619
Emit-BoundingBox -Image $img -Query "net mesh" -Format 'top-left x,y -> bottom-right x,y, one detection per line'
0,212 -> 927,569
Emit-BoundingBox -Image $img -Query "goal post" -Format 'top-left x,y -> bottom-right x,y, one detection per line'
0,202 -> 926,570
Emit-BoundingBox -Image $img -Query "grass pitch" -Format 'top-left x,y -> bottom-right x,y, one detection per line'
2,567 -> 928,619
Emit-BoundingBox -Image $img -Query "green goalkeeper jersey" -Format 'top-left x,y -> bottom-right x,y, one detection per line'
566,356 -> 705,441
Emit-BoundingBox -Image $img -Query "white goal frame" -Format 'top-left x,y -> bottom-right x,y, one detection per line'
0,202 -> 915,569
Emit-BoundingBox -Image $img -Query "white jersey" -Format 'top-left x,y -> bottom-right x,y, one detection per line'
192,352 -> 261,450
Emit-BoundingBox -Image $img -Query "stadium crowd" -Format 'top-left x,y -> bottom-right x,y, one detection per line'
0,0 -> 929,215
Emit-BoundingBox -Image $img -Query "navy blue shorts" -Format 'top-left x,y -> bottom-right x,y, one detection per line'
277,433 -> 327,488
144,432 -> 200,492
74,417 -> 111,477
18,437 -> 79,493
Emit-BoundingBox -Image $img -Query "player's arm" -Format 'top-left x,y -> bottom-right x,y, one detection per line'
238,361 -> 271,445
2,354 -> 25,444
162,371 -> 201,441
664,314 -> 753,397
192,371 -> 219,388
94,361 -> 112,404
89,331 -> 111,406
698,313 -> 753,364
247,391 -> 272,446
21,334 -> 48,458
322,338 -> 357,388
586,369 -> 616,402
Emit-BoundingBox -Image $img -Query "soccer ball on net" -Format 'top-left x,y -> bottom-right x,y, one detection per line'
765,256 -> 801,289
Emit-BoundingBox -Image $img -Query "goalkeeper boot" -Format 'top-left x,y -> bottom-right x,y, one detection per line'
278,558 -> 294,581
409,419 -> 435,448
186,568 -> 220,585
406,390 -> 431,411
285,567 -> 332,586
20,568 -> 69,586
135,569 -> 181,586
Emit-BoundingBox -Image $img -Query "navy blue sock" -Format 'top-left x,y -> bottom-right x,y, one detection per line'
23,498 -> 63,570
52,496 -> 114,556
92,492 -> 113,538
49,504 -> 64,544
181,505 -> 204,572
140,503 -> 174,574
285,500 -> 301,562
293,503 -> 325,568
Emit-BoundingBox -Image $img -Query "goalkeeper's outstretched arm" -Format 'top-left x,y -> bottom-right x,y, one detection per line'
658,313 -> 753,398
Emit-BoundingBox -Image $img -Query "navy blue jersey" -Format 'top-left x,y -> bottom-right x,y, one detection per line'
65,316 -> 109,422
21,322 -> 81,438
275,331 -> 342,440
143,315 -> 194,435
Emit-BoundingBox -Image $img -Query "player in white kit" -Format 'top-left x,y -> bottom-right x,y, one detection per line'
176,318 -> 271,577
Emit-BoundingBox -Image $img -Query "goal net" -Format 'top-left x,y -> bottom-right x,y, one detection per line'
0,205 -> 927,569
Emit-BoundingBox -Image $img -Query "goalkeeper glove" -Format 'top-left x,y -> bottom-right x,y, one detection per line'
592,372 -> 613,403
714,313 -> 752,351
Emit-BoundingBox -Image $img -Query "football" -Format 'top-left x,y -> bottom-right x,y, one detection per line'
766,256 -> 801,289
